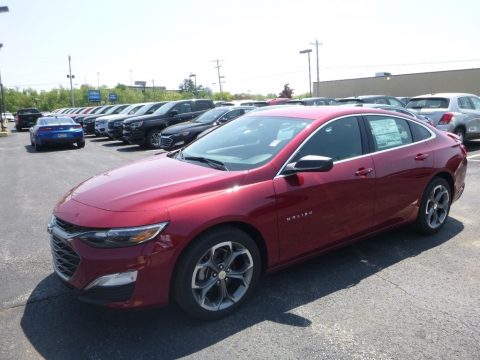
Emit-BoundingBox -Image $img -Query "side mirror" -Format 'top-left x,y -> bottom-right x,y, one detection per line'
169,110 -> 178,117
283,155 -> 333,175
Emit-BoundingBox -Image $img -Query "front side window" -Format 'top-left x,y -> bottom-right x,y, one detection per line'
366,116 -> 413,151
173,103 -> 192,114
469,96 -> 480,110
388,98 -> 405,107
292,116 -> 363,162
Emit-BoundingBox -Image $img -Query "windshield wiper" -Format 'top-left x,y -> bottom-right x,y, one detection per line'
182,155 -> 228,171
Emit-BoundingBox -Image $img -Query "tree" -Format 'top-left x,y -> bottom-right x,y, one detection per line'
179,78 -> 196,94
278,83 -> 294,98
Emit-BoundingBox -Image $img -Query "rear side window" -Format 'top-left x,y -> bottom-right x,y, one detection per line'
406,98 -> 449,110
366,116 -> 413,151
408,121 -> 432,142
195,101 -> 213,111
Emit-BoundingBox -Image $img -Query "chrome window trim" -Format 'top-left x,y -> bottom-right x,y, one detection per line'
275,113 -> 436,179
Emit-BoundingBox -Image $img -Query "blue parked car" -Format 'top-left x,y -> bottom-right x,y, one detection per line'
29,116 -> 85,151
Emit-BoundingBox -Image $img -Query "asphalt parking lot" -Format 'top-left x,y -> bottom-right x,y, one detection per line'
1,123 -> 480,360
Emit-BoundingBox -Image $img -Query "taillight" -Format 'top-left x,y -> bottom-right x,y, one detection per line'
439,112 -> 454,124
72,125 -> 81,129
38,127 -> 53,132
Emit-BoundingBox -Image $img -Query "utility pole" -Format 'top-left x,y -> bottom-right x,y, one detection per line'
67,55 -> 75,106
310,39 -> 322,96
212,59 -> 224,100
97,72 -> 100,89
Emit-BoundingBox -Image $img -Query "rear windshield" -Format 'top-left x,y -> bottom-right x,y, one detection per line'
406,98 -> 449,110
18,109 -> 40,114
41,118 -> 75,125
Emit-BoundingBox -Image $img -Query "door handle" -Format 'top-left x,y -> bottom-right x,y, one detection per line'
415,153 -> 429,161
355,167 -> 373,176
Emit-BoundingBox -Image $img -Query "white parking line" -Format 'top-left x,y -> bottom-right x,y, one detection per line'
467,154 -> 480,161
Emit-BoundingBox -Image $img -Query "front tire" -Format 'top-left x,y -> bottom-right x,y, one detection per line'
416,177 -> 451,235
34,141 -> 43,151
146,129 -> 163,149
77,140 -> 85,148
173,227 -> 261,320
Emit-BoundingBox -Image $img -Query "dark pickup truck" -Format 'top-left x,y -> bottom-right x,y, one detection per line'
122,99 -> 215,149
15,108 -> 43,131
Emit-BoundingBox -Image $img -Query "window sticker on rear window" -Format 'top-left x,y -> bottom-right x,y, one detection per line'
369,118 -> 403,150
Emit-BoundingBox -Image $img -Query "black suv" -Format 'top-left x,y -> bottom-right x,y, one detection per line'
123,99 -> 215,148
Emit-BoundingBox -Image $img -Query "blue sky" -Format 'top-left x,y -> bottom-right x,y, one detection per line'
1,0 -> 480,95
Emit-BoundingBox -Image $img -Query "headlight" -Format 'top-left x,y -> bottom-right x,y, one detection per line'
130,121 -> 143,129
76,222 -> 168,248
180,131 -> 191,137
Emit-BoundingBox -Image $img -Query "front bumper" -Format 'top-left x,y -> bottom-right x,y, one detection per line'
123,128 -> 145,145
49,213 -> 174,309
107,127 -> 123,139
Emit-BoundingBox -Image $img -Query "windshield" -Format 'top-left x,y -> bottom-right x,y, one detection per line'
90,106 -> 106,114
180,115 -> 313,171
127,104 -> 145,115
152,102 -> 177,115
194,108 -> 228,124
111,104 -> 130,114
406,98 -> 449,109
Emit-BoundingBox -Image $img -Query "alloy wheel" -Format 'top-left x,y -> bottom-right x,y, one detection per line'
425,184 -> 450,229
191,241 -> 254,311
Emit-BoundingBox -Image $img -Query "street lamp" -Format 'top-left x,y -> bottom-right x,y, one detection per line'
189,73 -> 197,96
66,55 -> 75,106
299,49 -> 312,97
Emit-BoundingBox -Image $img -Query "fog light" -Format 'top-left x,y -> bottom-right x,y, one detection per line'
84,270 -> 138,290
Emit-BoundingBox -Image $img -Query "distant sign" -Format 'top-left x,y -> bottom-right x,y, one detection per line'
87,90 -> 101,102
134,81 -> 147,87
108,93 -> 118,102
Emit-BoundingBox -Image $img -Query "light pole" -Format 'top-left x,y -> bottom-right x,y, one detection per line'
129,69 -> 133,86
67,55 -> 75,106
310,39 -> 322,96
0,43 -> 6,131
97,72 -> 100,89
299,49 -> 312,97
189,73 -> 197,96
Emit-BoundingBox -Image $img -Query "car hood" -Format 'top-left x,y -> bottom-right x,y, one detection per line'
58,154 -> 246,213
97,114 -> 131,122
162,122 -> 209,135
125,113 -> 165,123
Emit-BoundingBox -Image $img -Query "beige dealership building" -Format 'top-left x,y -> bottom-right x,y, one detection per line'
313,68 -> 480,98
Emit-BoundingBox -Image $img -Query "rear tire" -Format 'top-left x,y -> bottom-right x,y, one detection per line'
173,226 -> 261,320
34,142 -> 43,151
453,127 -> 466,145
146,129 -> 163,149
16,125 -> 22,132
415,177 -> 451,235
77,140 -> 85,148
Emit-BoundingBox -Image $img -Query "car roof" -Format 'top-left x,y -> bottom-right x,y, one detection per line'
246,105 -> 405,123
411,93 -> 477,98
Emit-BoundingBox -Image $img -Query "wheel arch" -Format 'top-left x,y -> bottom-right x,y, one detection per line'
431,171 -> 455,203
169,221 -> 269,299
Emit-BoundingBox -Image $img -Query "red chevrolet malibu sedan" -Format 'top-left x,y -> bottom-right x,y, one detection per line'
48,106 -> 467,319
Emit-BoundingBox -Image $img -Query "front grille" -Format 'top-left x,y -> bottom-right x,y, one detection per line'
54,217 -> 90,233
51,235 -> 81,280
108,122 -> 115,129
160,136 -> 173,148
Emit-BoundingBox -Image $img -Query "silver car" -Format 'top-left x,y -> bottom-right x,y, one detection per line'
406,93 -> 480,143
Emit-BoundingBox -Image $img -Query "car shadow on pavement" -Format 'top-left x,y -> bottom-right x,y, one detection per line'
24,144 -> 80,154
21,218 -> 463,360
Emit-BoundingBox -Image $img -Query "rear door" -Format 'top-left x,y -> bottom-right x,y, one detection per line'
465,96 -> 480,137
364,114 -> 434,229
